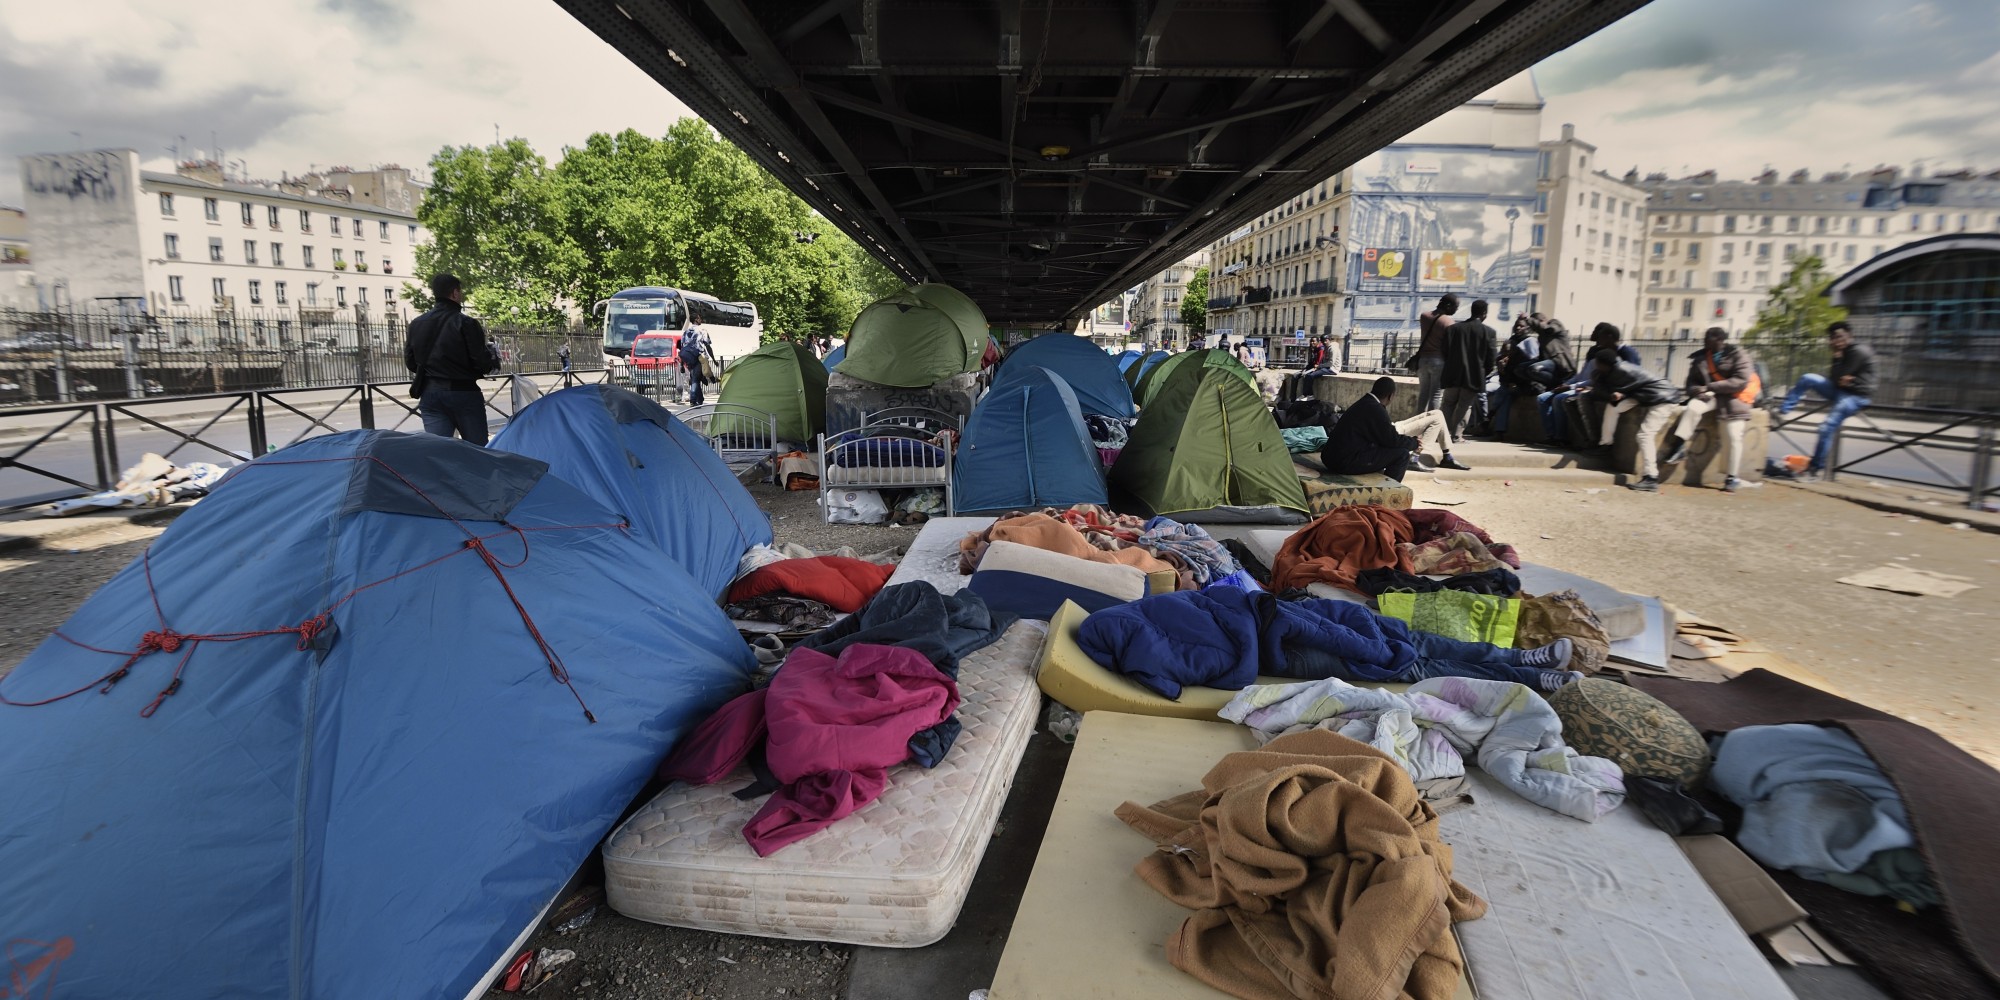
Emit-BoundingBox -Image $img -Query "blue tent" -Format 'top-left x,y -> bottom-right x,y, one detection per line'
492,384 -> 771,598
1114,349 -> 1144,374
954,365 -> 1107,513
823,343 -> 847,371
991,334 -> 1135,418
0,430 -> 753,1000
1126,350 -> 1171,388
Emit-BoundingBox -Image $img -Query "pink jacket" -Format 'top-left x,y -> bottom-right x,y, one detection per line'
658,643 -> 959,855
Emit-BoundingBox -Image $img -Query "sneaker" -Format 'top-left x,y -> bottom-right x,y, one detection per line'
1438,454 -> 1472,471
1722,475 -> 1740,493
1406,453 -> 1436,472
1534,670 -> 1587,695
1628,475 -> 1660,492
1799,467 -> 1824,483
1663,439 -> 1689,465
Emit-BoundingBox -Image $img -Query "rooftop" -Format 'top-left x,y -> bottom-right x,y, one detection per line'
140,170 -> 420,220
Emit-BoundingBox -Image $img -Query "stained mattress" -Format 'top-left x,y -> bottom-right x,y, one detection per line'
603,517 -> 1039,947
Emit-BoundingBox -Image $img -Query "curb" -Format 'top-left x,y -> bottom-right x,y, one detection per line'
0,504 -> 192,556
1775,480 -> 2000,536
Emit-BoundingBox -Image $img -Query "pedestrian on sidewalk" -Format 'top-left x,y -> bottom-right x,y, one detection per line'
1441,298 -> 1496,442
679,322 -> 715,406
1413,294 -> 1458,413
1588,348 -> 1679,492
405,273 -> 500,445
558,341 -> 572,374
1666,327 -> 1760,493
1777,321 -> 1875,479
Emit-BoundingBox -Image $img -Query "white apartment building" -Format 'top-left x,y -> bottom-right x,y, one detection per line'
1127,251 -> 1207,350
1529,124 -> 1645,337
1637,166 -> 2000,341
19,149 -> 426,342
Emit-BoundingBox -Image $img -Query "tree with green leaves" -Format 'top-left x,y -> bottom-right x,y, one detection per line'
1744,253 -> 1849,385
1180,267 -> 1209,342
408,139 -> 580,327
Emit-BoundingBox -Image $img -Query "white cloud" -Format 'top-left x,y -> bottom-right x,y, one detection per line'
0,0 -> 697,204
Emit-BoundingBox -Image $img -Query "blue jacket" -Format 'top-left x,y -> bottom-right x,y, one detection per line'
1075,587 -> 1419,699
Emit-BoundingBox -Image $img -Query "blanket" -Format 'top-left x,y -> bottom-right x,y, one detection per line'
726,555 -> 896,612
798,580 -> 1016,767
1136,515 -> 1238,588
1710,723 -> 1938,906
958,512 -> 1173,576
1634,670 -> 2000,996
1271,505 -> 1413,593
1115,729 -> 1486,1000
1219,675 -> 1627,822
1403,532 -> 1519,576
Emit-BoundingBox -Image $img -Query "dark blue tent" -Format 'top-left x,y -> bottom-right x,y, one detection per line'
991,334 -> 1135,418
492,384 -> 771,598
954,365 -> 1107,513
0,430 -> 753,1000
1114,349 -> 1144,374
1127,350 -> 1171,388
823,343 -> 847,371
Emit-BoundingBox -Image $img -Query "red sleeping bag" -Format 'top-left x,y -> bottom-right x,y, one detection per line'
726,556 -> 895,613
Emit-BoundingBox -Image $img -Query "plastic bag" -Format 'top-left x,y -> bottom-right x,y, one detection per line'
822,489 -> 888,524
1044,702 -> 1082,744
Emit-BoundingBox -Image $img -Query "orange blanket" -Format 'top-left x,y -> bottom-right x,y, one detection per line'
1116,730 -> 1485,1000
958,513 -> 1174,576
1271,505 -> 1412,593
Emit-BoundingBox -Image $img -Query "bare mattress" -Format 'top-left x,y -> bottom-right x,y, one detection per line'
602,518 -> 1042,947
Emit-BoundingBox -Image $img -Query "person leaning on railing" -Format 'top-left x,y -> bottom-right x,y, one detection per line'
1775,321 -> 1876,480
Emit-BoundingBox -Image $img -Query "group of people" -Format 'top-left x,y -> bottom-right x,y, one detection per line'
1317,291 -> 1877,493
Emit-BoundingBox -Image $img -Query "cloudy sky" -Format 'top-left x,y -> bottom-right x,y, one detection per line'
0,0 -> 1996,208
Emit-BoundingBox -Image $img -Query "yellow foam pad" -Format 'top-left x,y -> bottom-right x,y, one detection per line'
1037,600 -> 1294,721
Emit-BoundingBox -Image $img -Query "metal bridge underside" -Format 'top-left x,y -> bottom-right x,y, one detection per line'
556,0 -> 1649,325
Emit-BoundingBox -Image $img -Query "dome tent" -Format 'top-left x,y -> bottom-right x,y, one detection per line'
954,365 -> 1107,514
822,343 -> 847,371
1111,361 -> 1308,523
836,283 -> 986,388
717,340 -> 828,444
989,333 -> 1135,418
0,430 -> 754,1000
1133,347 -> 1257,408
491,384 -> 772,598
1124,350 -> 1170,389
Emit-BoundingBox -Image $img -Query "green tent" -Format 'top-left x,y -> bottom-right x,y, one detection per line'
835,283 -> 986,387
1132,348 -> 1257,408
716,340 -> 827,443
1110,361 -> 1308,523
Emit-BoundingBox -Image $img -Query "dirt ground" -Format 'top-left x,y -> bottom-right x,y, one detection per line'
4,470 -> 1995,998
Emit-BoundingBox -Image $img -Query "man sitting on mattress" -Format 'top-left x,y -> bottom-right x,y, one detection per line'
1077,585 -> 1581,698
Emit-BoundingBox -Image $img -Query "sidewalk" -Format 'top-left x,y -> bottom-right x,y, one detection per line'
1778,476 -> 2000,535
0,503 -> 192,555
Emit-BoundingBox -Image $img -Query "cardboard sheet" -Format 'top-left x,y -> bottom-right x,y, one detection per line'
992,713 -> 1792,1000
1608,595 -> 1672,670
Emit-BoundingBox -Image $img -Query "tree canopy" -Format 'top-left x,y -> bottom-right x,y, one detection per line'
1746,254 -> 1848,346
1180,267 -> 1209,341
410,120 -> 901,340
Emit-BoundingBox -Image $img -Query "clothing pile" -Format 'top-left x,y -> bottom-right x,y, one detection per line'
957,504 -> 1240,590
1117,729 -> 1486,1000
38,452 -> 231,517
725,550 -> 900,637
659,581 -> 1014,855
1083,413 -> 1130,467
1220,675 -> 1627,821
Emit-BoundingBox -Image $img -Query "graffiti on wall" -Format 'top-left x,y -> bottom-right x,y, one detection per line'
22,151 -> 126,204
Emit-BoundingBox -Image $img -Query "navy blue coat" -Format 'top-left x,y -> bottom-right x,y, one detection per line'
1075,587 -> 1420,699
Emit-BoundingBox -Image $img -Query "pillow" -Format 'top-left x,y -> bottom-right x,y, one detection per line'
968,540 -> 1146,621
1549,677 -> 1709,788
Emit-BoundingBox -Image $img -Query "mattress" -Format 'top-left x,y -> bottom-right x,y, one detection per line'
602,517 -> 1035,947
992,713 -> 1792,1000
824,463 -> 950,486
1299,470 -> 1415,513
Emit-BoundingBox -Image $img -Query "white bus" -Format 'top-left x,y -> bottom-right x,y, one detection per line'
598,286 -> 763,363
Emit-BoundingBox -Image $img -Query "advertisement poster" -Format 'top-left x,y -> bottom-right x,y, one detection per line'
1421,249 -> 1469,284
1360,247 -> 1409,281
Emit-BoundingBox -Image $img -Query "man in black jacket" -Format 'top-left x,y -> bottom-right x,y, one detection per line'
1777,321 -> 1877,478
1441,298 -> 1496,441
1319,377 -> 1469,479
405,273 -> 500,445
1589,349 -> 1680,491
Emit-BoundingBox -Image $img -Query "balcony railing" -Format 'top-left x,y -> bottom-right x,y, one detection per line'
1300,278 -> 1332,296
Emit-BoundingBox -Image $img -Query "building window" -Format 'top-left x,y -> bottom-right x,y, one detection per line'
1530,224 -> 1545,247
379,255 -> 390,274
1689,216 -> 1701,233
332,248 -> 343,264
358,287 -> 368,304
1714,299 -> 1727,318
164,234 -> 180,259
1649,269 -> 1662,284
1755,270 -> 1771,286
330,217 -> 341,236
1812,243 -> 1825,259
306,282 -> 319,305
1783,216 -> 1798,233
1590,192 -> 1601,209
352,218 -> 362,237
212,277 -> 227,300
275,281 -> 288,305
1618,236 -> 1628,252
1603,231 -> 1612,249
168,275 -> 184,302
1756,242 -> 1771,261
1847,217 -> 1859,234
240,202 -> 254,226
1814,216 -> 1827,233
1715,271 -> 1730,289
1844,244 -> 1858,263
1876,218 -> 1888,234
1784,243 -> 1798,261
407,224 -> 418,242
1680,299 -> 1694,319
208,237 -> 225,262
243,240 -> 258,264
378,220 -> 389,239
268,205 -> 281,228
385,286 -> 395,303
1935,213 -> 1947,231
300,209 -> 312,232
203,197 -> 219,221
271,243 -> 284,267
248,280 -> 263,304
159,192 -> 175,216
1646,297 -> 1659,315
1720,243 -> 1734,264
1910,213 -> 1922,230
1535,191 -> 1549,213
1960,214 -> 1971,230
336,287 -> 347,307
1723,216 -> 1736,233
1686,244 -> 1700,263
303,246 -> 315,268
1651,241 -> 1666,257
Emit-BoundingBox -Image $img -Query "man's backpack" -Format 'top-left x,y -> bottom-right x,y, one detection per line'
678,328 -> 705,366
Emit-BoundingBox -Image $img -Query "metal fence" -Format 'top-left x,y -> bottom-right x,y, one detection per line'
0,307 -> 599,406
1634,328 -> 2000,414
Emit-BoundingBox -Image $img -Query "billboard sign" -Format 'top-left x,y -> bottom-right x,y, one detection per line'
1421,249 -> 1469,285
1360,247 -> 1409,281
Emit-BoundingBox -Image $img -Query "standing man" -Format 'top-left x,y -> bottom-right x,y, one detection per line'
1588,349 -> 1680,492
1414,294 -> 1458,412
558,341 -> 572,374
1778,321 -> 1876,479
405,273 -> 499,445
679,321 -> 715,406
1666,327 -> 1760,493
1441,298 -> 1496,442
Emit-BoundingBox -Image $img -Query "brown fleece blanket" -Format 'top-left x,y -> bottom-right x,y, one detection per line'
1271,505 -> 1413,594
1115,729 -> 1486,1000
957,512 -> 1174,576
1634,669 -> 2000,997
